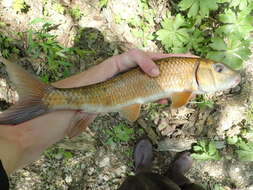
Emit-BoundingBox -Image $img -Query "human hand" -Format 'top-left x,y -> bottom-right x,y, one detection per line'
0,49 -> 196,174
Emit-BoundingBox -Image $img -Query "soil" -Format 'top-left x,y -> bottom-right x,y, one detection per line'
0,0 -> 253,190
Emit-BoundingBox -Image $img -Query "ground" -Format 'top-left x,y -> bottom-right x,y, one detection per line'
0,0 -> 253,190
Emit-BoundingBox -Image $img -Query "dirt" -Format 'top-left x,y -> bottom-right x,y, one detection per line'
0,0 -> 253,190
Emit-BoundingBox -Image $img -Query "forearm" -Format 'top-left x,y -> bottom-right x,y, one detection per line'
0,111 -> 76,174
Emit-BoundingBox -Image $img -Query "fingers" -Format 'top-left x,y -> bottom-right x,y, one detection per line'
129,49 -> 160,77
115,49 -> 160,77
157,99 -> 168,104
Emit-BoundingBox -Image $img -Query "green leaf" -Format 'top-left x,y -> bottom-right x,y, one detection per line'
218,9 -> 253,37
29,18 -> 52,25
188,1 -> 199,17
156,13 -> 189,53
237,149 -> 253,161
179,0 -> 194,10
193,145 -> 203,152
209,37 -> 227,51
179,0 -> 219,18
207,34 -> 251,70
192,140 -> 221,161
227,136 -> 239,145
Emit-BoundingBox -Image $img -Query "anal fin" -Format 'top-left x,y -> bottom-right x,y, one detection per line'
171,91 -> 192,108
120,104 -> 141,122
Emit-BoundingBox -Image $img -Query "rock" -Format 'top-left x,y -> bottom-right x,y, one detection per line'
98,157 -> 110,168
56,132 -> 96,152
218,104 -> 246,133
65,175 -> 72,184
0,78 -> 18,103
158,137 -> 197,152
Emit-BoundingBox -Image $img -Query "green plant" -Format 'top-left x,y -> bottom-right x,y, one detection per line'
179,0 -> 220,18
213,184 -> 225,190
227,136 -> 253,161
69,6 -> 83,20
245,103 -> 253,126
12,0 -> 29,13
53,2 -> 65,14
106,124 -> 134,145
127,0 -> 156,48
44,148 -> 73,160
25,18 -> 93,82
156,13 -> 189,53
156,0 -> 253,70
0,33 -> 20,58
191,140 -> 221,161
194,95 -> 214,109
27,19 -> 73,80
99,0 -> 109,8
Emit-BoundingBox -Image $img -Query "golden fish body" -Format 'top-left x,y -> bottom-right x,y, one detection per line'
0,57 -> 241,124
45,58 -> 197,112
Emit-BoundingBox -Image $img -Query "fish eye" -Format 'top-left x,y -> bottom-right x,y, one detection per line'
214,64 -> 225,73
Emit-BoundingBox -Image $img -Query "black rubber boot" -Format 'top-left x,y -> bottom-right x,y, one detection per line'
134,138 -> 153,174
166,152 -> 193,186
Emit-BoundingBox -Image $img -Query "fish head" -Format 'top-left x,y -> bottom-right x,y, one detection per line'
196,59 -> 241,93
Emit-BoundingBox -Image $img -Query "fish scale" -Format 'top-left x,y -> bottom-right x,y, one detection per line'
43,57 -> 198,111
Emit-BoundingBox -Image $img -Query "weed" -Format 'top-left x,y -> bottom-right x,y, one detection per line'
213,184 -> 225,190
0,33 -> 20,58
99,0 -> 109,9
156,0 -> 253,70
193,95 -> 215,109
53,2 -> 65,14
112,0 -> 155,49
246,103 -> 253,126
69,6 -> 83,20
227,135 -> 253,161
191,140 -> 221,161
106,123 -> 134,145
25,18 -> 92,81
44,147 -> 73,160
12,0 -> 29,13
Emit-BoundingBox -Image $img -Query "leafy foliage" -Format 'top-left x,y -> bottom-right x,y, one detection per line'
126,0 -> 156,48
194,95 -> 215,109
12,0 -> 29,13
192,140 -> 221,161
0,33 -> 21,58
207,35 -> 251,70
53,3 -> 65,14
69,6 -> 84,20
26,19 -> 75,81
179,0 -> 219,18
106,124 -> 134,145
156,13 -> 189,53
227,136 -> 253,161
99,0 -> 109,8
156,0 -> 253,70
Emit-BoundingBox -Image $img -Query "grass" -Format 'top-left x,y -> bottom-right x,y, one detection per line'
12,0 -> 30,13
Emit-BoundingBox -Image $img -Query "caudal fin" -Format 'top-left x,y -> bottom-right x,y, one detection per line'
0,57 -> 53,125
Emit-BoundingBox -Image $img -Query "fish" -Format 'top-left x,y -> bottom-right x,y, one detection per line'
0,56 -> 241,125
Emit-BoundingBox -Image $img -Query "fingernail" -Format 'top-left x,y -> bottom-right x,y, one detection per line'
150,68 -> 160,76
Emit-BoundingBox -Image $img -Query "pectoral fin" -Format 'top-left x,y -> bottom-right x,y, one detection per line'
171,91 -> 192,108
120,104 -> 141,122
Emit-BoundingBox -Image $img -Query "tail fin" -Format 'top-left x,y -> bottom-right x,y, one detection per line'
0,57 -> 53,125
